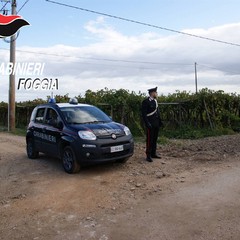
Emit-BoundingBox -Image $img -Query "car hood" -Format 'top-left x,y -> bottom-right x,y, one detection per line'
68,122 -> 125,137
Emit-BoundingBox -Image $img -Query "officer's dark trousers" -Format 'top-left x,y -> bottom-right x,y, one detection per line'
146,126 -> 159,157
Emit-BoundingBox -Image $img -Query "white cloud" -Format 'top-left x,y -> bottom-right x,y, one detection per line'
1,19 -> 240,102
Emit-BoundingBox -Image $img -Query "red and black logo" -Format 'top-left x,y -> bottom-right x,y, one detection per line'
0,14 -> 29,38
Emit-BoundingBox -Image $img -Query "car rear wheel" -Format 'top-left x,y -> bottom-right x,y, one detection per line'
26,138 -> 39,159
62,146 -> 81,174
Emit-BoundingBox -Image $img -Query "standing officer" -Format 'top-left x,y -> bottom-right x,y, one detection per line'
141,87 -> 162,162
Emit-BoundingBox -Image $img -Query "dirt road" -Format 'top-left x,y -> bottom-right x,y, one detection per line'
1,132 -> 240,240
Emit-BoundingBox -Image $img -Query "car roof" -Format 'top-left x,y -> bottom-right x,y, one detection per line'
56,103 -> 92,108
35,103 -> 93,109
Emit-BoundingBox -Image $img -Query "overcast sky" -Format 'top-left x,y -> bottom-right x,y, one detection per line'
0,0 -> 240,102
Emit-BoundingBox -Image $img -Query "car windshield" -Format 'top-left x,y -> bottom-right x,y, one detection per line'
60,106 -> 111,124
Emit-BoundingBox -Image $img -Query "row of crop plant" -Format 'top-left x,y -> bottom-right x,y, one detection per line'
1,88 -> 239,137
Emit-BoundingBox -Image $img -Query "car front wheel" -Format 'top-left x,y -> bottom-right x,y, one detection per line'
62,146 -> 80,174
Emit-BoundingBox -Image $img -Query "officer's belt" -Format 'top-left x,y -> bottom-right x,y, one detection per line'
147,109 -> 157,117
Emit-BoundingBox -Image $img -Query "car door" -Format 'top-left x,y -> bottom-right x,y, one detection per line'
32,107 -> 46,152
41,107 -> 62,157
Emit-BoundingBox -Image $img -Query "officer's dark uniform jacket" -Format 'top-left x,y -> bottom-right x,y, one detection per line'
141,97 -> 162,128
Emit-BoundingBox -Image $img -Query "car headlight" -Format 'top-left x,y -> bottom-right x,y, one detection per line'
78,131 -> 97,140
124,126 -> 131,136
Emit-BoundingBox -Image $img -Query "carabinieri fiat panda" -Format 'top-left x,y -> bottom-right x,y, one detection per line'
26,98 -> 134,173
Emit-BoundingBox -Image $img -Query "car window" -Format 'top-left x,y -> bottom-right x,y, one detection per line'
60,106 -> 111,124
35,108 -> 45,123
30,108 -> 37,122
45,108 -> 59,126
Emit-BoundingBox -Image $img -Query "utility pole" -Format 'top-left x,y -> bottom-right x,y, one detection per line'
8,0 -> 16,131
194,62 -> 198,94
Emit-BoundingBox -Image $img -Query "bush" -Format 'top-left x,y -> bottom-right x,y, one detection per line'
1,88 -> 240,139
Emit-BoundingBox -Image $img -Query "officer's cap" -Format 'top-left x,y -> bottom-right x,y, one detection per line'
148,87 -> 158,94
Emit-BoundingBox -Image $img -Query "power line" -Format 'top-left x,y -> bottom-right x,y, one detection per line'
17,0 -> 30,13
0,47 -> 193,66
197,63 -> 240,75
0,1 -> 9,11
46,0 -> 240,47
0,0 -> 31,14
0,46 -> 238,74
0,0 -> 10,14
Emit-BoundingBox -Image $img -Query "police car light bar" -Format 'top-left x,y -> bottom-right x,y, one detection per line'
48,98 -> 56,104
69,98 -> 78,105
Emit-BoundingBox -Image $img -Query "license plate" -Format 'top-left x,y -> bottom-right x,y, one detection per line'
110,145 -> 124,153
